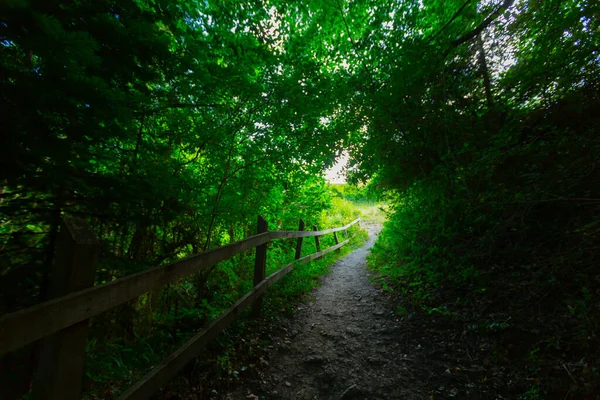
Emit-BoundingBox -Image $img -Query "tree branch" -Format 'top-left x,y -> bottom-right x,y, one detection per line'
450,0 -> 515,48
136,102 -> 222,116
430,0 -> 473,42
334,0 -> 377,92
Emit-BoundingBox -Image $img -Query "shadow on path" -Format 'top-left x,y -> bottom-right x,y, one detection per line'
231,223 -> 425,400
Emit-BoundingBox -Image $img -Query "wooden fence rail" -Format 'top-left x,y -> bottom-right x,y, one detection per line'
119,237 -> 351,400
0,215 -> 360,400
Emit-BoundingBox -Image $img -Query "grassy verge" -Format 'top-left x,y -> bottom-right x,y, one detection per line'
80,198 -> 368,399
367,215 -> 599,399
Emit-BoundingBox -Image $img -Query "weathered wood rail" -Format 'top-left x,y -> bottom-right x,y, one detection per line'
0,215 -> 360,400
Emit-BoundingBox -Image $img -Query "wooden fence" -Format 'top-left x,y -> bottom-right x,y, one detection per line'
0,215 -> 360,400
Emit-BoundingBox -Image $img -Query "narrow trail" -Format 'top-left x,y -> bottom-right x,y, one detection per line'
234,223 -> 425,400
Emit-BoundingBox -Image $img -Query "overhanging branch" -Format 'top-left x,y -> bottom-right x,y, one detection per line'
450,0 -> 515,48
430,0 -> 473,42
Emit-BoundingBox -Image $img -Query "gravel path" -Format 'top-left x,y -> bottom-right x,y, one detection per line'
244,223 -> 425,400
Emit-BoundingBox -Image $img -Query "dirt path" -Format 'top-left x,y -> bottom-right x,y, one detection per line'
236,223 -> 425,400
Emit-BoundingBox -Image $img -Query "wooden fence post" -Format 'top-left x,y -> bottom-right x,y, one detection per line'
313,226 -> 321,252
252,216 -> 268,318
333,231 -> 340,252
31,216 -> 99,400
294,219 -> 305,260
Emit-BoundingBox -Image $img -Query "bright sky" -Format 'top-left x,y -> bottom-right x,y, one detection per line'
325,151 -> 349,184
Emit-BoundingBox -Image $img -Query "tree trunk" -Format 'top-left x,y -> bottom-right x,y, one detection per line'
476,33 -> 494,111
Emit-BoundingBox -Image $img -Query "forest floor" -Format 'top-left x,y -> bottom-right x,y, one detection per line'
219,222 -> 427,399
164,223 -> 528,400
163,220 -> 596,400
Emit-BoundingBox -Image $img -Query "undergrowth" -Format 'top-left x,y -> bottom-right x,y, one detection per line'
80,195 -> 368,399
366,90 -> 600,399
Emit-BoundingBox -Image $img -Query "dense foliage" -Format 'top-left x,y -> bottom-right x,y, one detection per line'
0,0 -> 355,311
348,0 -> 600,397
1,0 -> 599,398
0,0 -> 361,397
